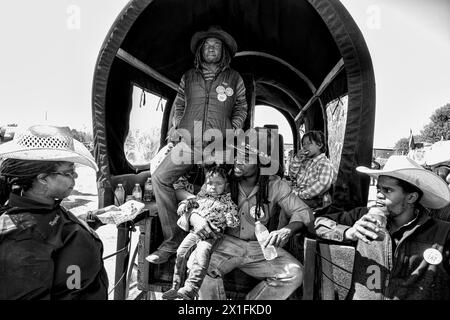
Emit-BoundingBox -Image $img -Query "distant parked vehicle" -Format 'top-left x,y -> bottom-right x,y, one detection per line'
0,124 -> 17,144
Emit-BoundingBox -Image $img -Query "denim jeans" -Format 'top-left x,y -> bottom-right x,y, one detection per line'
189,234 -> 303,300
152,141 -> 201,252
172,232 -> 220,295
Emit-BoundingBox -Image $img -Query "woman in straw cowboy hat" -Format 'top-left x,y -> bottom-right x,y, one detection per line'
0,125 -> 109,300
314,155 -> 450,300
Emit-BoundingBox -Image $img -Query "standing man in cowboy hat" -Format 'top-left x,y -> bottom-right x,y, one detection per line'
314,155 -> 450,300
147,26 -> 247,264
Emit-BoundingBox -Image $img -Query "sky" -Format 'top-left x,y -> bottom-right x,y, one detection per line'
1,0 -> 449,148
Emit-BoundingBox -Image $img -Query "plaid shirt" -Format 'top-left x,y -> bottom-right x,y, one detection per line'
291,153 -> 335,199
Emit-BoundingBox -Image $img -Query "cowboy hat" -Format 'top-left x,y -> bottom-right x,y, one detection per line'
357,155 -> 450,209
0,125 -> 98,171
425,140 -> 450,166
227,127 -> 281,175
190,25 -> 238,56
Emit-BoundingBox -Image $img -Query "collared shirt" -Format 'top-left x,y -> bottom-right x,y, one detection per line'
226,176 -> 313,241
389,209 -> 420,248
291,153 -> 335,199
0,194 -> 108,300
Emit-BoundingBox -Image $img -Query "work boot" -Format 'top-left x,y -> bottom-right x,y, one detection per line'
145,250 -> 173,264
161,288 -> 181,300
177,286 -> 198,300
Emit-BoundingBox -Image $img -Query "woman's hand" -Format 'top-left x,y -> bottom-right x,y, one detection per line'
344,214 -> 380,243
78,205 -> 122,229
264,228 -> 292,248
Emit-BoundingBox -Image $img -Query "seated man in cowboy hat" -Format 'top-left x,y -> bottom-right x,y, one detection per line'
177,127 -> 314,299
314,155 -> 450,300
147,26 -> 247,264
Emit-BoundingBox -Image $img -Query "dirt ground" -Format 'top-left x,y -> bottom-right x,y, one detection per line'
65,166 -> 377,300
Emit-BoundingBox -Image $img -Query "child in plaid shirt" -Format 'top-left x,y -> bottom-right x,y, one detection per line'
161,165 -> 239,300
289,131 -> 336,209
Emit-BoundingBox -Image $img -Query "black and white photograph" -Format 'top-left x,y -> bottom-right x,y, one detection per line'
1,0 -> 449,312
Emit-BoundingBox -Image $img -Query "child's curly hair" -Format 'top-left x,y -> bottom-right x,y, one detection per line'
203,163 -> 229,181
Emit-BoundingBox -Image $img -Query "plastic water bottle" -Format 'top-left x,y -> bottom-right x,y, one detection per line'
114,183 -> 125,206
255,221 -> 278,260
132,183 -> 142,202
143,177 -> 154,202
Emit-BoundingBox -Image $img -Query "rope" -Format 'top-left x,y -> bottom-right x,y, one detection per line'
125,241 -> 140,298
103,246 -> 129,260
105,225 -> 134,297
108,270 -> 127,296
102,220 -> 136,260
313,249 -> 353,293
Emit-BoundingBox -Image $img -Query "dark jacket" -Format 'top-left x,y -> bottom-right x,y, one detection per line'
174,67 -> 247,143
315,206 -> 450,300
0,194 -> 108,300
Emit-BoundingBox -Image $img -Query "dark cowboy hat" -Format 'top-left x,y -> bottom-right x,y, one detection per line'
190,25 -> 238,56
227,127 -> 281,172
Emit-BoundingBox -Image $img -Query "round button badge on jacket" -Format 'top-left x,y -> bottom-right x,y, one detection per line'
217,93 -> 227,102
216,85 -> 225,94
423,248 -> 443,265
225,87 -> 234,96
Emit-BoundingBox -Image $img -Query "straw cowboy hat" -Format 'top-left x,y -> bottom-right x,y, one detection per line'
0,125 -> 98,171
190,25 -> 238,56
357,155 -> 450,209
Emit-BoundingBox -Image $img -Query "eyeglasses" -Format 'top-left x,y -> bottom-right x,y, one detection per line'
49,171 -> 78,179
